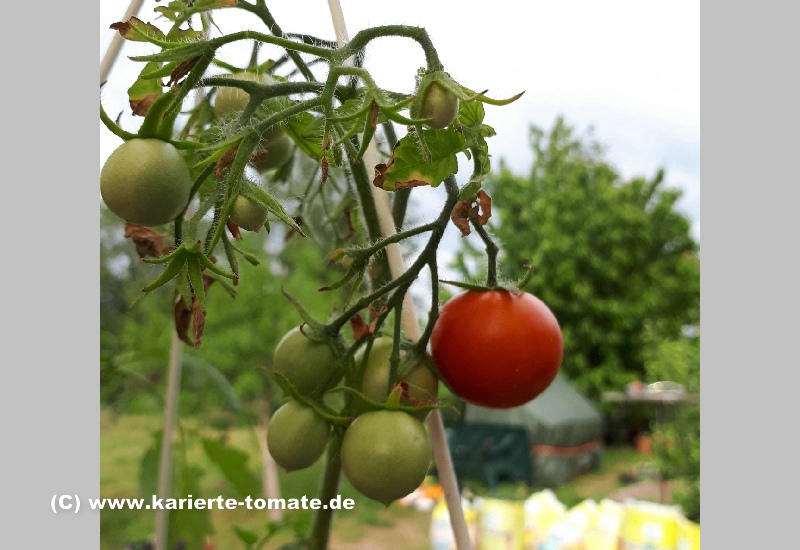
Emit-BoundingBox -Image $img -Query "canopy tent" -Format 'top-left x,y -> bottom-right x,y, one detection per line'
447,373 -> 604,488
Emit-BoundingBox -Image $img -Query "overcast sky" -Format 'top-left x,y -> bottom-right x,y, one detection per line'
100,0 -> 700,241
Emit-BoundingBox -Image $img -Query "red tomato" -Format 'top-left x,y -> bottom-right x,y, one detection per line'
429,290 -> 563,409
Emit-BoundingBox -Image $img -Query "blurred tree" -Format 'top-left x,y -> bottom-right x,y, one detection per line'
455,116 -> 700,403
644,328 -> 700,522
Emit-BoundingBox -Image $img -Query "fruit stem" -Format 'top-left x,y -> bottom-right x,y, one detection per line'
470,217 -> 499,288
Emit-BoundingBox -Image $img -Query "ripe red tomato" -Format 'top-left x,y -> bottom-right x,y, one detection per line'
429,290 -> 563,409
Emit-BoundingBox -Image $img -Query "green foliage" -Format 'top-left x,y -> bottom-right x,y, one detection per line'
644,330 -> 700,522
464,116 -> 700,403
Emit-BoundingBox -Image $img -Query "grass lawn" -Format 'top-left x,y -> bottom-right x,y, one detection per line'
100,410 -> 653,549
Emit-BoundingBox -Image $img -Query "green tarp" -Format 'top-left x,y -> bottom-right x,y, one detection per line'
454,372 -> 605,487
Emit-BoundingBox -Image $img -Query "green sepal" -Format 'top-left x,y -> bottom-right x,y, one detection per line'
141,249 -> 188,293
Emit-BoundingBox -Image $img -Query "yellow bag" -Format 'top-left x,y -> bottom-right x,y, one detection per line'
582,499 -> 624,550
538,499 -> 598,550
478,497 -> 526,550
676,516 -> 700,550
620,500 -> 681,550
524,489 -> 567,549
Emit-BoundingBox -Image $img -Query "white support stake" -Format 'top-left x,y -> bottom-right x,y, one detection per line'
326,3 -> 473,549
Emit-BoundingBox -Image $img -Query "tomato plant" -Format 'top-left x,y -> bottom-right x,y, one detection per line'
100,2 -> 525,547
267,400 -> 331,472
430,289 -> 563,409
340,409 -> 432,506
100,138 -> 192,227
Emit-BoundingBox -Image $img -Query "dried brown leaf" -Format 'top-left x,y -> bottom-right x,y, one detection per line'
215,145 -> 239,178
450,200 -> 472,237
167,57 -> 199,87
124,223 -> 166,258
174,297 -> 194,347
226,218 -> 243,241
350,313 -> 372,342
192,297 -> 206,349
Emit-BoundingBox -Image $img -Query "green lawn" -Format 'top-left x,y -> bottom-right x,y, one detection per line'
100,410 -> 651,549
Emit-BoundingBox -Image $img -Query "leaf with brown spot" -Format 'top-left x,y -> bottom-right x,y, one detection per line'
124,223 -> 166,258
110,17 -> 165,43
373,162 -> 389,189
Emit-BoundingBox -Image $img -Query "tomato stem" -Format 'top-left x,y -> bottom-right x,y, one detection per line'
470,216 -> 499,288
307,436 -> 342,550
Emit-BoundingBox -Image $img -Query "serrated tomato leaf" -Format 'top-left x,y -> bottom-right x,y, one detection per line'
373,129 -> 465,191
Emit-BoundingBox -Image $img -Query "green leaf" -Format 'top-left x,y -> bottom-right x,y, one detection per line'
110,16 -> 166,44
376,129 -> 465,191
127,62 -> 164,116
182,356 -> 242,412
168,465 -> 213,550
138,431 -> 161,499
242,186 -> 305,237
201,438 -> 262,498
234,526 -> 259,546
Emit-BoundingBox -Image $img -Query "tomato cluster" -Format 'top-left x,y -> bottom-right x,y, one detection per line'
267,328 -> 438,505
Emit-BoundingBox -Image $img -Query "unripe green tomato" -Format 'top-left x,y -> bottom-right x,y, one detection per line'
213,72 -> 276,119
267,401 -> 331,471
355,337 -> 438,419
420,82 -> 459,130
272,326 -> 341,397
230,195 -> 268,232
100,138 -> 192,227
341,410 -> 432,506
251,133 -> 293,174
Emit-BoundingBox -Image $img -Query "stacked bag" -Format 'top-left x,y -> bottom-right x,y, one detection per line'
429,491 -> 700,549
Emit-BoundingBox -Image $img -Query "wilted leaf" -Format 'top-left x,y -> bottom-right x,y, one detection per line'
450,190 -> 492,236
215,144 -> 239,177
226,218 -> 243,241
350,313 -> 372,341
124,223 -> 165,258
192,297 -> 206,349
166,56 -> 200,87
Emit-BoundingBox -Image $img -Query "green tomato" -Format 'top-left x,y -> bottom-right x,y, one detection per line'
100,138 -> 192,227
267,401 -> 330,471
251,133 -> 293,174
213,71 -> 277,119
355,337 -> 439,419
420,81 -> 459,130
230,195 -> 268,232
272,326 -> 341,397
341,410 -> 432,506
